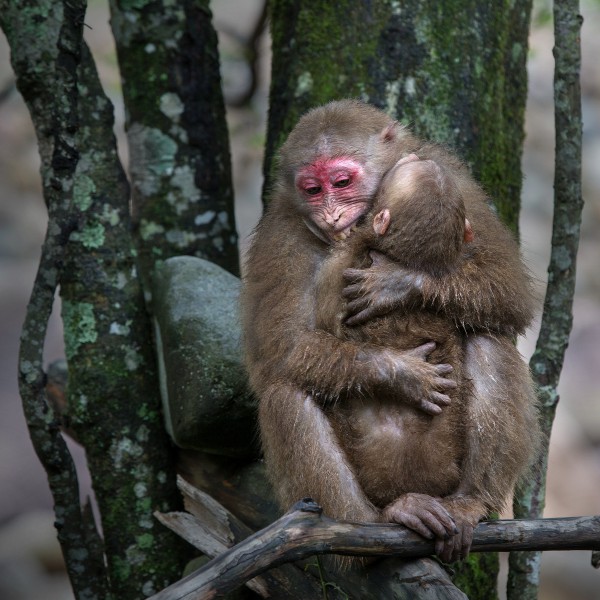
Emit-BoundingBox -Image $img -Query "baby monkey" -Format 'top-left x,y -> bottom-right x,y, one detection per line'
315,155 -> 522,562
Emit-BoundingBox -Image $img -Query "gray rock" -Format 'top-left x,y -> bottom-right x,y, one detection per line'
152,256 -> 257,457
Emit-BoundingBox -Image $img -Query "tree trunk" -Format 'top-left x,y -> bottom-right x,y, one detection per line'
109,0 -> 239,282
266,0 -> 532,233
508,2 -> 584,598
1,1 -> 190,597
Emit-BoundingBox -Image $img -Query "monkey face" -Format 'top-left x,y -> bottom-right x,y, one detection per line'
295,156 -> 378,242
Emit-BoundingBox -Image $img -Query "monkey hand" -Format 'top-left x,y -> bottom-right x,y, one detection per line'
434,496 -> 486,563
382,493 -> 459,547
376,342 -> 457,415
342,251 -> 424,326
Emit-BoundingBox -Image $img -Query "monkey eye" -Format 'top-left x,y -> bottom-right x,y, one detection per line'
333,178 -> 350,188
305,186 -> 322,196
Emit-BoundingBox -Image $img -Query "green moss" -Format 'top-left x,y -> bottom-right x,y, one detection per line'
3,4 -> 61,65
113,556 -> 132,581
140,219 -> 166,240
136,533 -> 154,549
124,0 -> 153,9
137,497 -> 153,513
71,222 -> 105,248
137,404 -> 158,420
102,204 -> 121,226
452,552 -> 500,599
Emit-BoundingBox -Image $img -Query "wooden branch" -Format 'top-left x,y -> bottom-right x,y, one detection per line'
151,497 -> 600,600
154,478 -> 323,599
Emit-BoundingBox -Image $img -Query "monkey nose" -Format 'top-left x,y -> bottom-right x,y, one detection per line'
325,211 -> 341,226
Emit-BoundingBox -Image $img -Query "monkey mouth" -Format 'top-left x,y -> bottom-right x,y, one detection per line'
331,223 -> 359,242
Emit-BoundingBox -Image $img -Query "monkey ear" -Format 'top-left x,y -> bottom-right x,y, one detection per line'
464,219 -> 474,243
373,209 -> 391,235
396,153 -> 420,167
380,121 -> 399,143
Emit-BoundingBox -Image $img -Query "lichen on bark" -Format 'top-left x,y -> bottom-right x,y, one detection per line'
1,0 -> 190,597
266,0 -> 531,238
109,0 -> 239,282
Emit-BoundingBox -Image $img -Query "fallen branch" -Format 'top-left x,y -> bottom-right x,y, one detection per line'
154,478 -> 323,598
151,495 -> 600,600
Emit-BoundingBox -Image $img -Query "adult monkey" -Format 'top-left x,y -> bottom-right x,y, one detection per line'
241,100 -> 537,562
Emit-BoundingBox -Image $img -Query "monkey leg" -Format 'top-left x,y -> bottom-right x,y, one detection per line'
461,333 -> 539,507
436,334 -> 540,562
258,382 -> 379,524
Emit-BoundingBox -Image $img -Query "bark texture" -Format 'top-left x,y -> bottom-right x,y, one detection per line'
109,0 -> 239,282
266,0 -> 532,234
508,2 -> 584,599
1,1 -> 189,597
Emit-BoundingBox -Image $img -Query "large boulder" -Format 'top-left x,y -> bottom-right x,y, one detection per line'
152,256 -> 257,457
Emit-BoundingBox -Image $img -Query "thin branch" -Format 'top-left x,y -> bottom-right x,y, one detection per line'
4,0 -> 111,596
509,1 -> 584,598
151,499 -> 600,600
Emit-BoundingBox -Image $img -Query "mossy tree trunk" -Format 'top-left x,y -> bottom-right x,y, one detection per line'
0,0 -> 237,599
267,0 -> 531,235
109,0 -> 239,285
267,1 -> 534,597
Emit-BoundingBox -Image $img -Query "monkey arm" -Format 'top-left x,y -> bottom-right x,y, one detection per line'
283,333 -> 456,413
343,239 -> 535,335
242,213 -> 456,412
245,317 -> 455,414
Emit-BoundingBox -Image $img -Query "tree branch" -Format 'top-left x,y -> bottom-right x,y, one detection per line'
152,496 -> 600,600
0,2 -> 110,598
509,1 -> 584,598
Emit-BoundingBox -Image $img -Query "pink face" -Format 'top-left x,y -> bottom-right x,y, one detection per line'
295,156 -> 374,242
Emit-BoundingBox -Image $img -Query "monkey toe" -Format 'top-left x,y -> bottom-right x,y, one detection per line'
342,267 -> 365,284
411,341 -> 437,359
396,512 -> 436,540
433,375 -> 457,390
435,524 -> 473,563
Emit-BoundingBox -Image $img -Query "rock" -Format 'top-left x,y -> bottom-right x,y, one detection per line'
152,256 -> 257,457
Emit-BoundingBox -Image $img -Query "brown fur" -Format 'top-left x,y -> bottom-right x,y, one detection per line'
241,100 -> 540,562
315,158 -> 470,511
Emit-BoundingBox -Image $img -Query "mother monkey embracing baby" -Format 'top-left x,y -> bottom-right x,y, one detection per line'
241,100 -> 539,564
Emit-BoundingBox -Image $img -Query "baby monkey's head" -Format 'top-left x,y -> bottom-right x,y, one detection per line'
369,156 -> 473,273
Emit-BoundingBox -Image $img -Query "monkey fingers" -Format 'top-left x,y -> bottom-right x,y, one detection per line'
435,521 -> 474,563
435,496 -> 484,562
383,493 -> 458,542
342,259 -> 423,326
395,348 -> 457,415
415,393 -> 451,416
